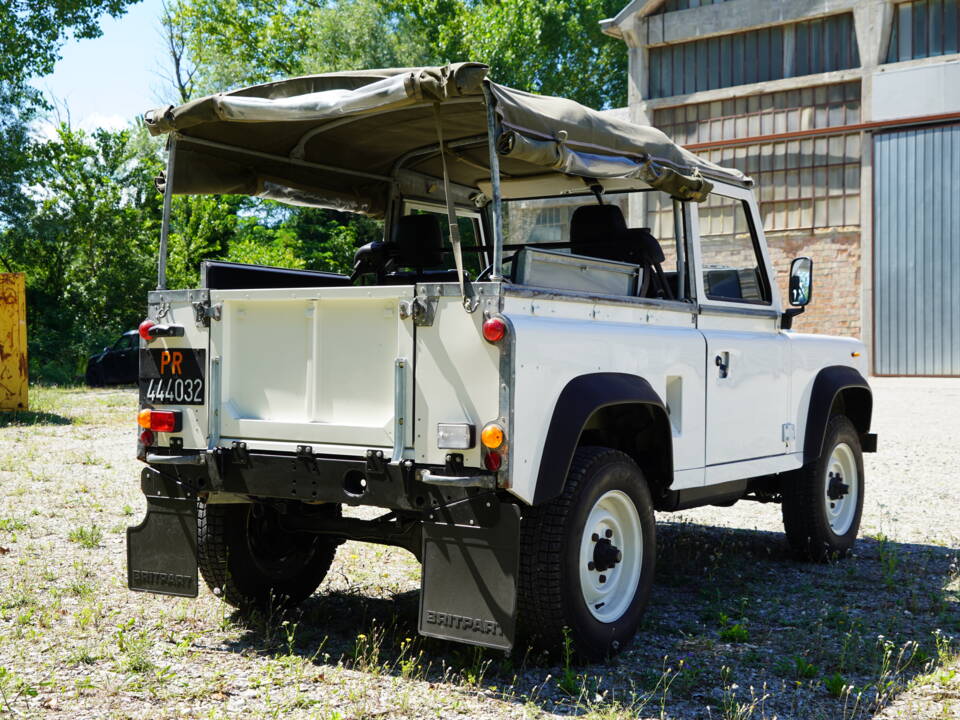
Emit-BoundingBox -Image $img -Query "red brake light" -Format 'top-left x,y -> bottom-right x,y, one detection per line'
138,319 -> 155,341
137,409 -> 181,433
482,317 -> 507,343
139,429 -> 154,447
483,451 -> 502,471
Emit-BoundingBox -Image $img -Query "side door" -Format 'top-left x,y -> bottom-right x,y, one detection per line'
117,332 -> 139,383
692,185 -> 791,476
102,335 -> 127,384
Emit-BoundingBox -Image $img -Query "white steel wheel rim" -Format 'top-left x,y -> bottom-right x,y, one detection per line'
578,489 -> 642,623
824,442 -> 859,535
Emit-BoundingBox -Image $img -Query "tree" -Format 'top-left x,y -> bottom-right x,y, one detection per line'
387,0 -> 627,109
171,0 -> 627,108
3,125 -> 162,381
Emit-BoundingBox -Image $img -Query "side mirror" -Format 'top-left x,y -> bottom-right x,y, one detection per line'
782,257 -> 812,330
788,257 -> 813,307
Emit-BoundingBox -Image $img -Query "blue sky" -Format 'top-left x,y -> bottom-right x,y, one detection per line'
32,0 -> 169,133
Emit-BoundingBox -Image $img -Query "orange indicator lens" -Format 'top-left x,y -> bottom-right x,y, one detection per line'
481,423 -> 504,449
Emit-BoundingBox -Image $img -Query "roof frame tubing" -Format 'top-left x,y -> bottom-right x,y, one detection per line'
174,132 -> 395,184
289,96 -> 483,160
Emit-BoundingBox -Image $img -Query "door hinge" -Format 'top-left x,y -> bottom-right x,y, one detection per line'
782,423 -> 796,447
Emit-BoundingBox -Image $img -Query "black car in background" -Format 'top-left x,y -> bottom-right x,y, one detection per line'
85,330 -> 138,386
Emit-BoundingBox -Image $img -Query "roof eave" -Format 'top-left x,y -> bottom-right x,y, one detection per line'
602,0 -> 666,34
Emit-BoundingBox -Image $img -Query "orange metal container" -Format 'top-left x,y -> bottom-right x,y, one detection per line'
0,273 -> 28,411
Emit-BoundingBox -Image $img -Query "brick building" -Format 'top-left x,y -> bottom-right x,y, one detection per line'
601,0 -> 960,375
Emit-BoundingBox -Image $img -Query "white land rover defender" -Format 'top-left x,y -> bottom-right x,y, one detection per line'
128,63 -> 877,659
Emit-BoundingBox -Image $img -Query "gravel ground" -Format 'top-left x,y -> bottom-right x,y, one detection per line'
0,378 -> 957,720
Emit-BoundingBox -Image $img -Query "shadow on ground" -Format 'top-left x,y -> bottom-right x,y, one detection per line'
222,521 -> 959,718
0,409 -> 72,427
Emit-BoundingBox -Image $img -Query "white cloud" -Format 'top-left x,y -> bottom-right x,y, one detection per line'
78,112 -> 133,132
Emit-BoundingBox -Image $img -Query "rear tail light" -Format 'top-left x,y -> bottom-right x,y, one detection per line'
483,451 -> 502,471
481,421 -> 505,471
137,409 -> 182,433
482,316 -> 507,343
139,429 -> 154,447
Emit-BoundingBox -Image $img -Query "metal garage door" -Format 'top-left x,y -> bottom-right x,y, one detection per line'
874,123 -> 960,376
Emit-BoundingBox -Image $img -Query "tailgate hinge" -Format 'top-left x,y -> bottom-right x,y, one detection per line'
400,286 -> 439,327
365,449 -> 387,481
231,441 -> 250,466
189,290 -> 221,327
295,445 -> 318,473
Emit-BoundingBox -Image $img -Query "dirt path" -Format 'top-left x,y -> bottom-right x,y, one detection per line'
0,380 -> 957,719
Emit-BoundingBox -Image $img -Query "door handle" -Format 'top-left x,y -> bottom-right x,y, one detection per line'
715,352 -> 730,379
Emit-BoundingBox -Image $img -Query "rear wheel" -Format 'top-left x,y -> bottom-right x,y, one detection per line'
782,415 -> 864,560
197,500 -> 340,611
517,447 -> 656,660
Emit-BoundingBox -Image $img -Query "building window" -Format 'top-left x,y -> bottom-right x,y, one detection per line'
647,14 -> 860,99
654,82 -> 860,146
651,83 -> 862,234
886,0 -> 960,62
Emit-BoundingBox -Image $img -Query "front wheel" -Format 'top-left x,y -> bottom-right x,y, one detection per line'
782,415 -> 864,560
517,447 -> 656,660
197,500 -> 340,611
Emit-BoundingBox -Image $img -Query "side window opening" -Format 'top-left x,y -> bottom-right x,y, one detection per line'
502,190 -> 695,301
404,205 -> 487,279
697,196 -> 771,304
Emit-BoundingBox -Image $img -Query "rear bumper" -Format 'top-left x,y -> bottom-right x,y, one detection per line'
143,447 -> 497,512
129,453 -> 521,650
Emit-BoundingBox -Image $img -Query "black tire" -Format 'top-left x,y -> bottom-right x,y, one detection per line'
517,446 -> 656,661
782,415 -> 864,561
197,500 -> 340,611
85,366 -> 103,387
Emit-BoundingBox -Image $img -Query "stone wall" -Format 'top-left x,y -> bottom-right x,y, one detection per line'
767,229 -> 862,339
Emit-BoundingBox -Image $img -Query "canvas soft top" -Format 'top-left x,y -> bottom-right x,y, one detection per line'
144,62 -> 750,217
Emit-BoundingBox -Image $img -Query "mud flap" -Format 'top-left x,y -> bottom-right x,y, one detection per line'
418,503 -> 520,650
127,468 -> 198,598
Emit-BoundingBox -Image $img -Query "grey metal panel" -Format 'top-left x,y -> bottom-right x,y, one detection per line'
874,123 -> 960,376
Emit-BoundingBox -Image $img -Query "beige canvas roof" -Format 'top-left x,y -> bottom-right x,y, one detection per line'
144,62 -> 750,217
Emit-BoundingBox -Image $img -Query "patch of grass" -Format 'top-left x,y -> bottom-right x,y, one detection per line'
0,517 -> 27,533
68,645 -> 99,667
0,666 -> 38,714
68,525 -> 103,548
823,671 -> 849,697
775,655 -> 819,680
115,619 -> 155,675
717,612 -> 750,643
874,532 -> 900,589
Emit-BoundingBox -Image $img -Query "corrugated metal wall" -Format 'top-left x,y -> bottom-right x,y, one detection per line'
874,123 -> 960,376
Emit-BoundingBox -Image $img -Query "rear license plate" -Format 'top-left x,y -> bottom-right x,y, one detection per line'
139,348 -> 206,405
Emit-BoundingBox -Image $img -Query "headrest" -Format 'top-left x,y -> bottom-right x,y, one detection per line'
569,205 -> 628,259
621,228 -> 666,265
394,214 -> 444,268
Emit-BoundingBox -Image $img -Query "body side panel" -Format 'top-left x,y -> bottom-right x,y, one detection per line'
414,295 -> 501,468
503,293 -> 706,505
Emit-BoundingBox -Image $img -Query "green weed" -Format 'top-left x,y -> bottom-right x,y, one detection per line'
823,671 -> 849,697
68,525 -> 103,548
775,655 -> 819,680
0,517 -> 27,532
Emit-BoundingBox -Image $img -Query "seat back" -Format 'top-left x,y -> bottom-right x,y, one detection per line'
394,214 -> 445,270
569,205 -> 628,261
621,228 -> 674,300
